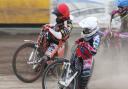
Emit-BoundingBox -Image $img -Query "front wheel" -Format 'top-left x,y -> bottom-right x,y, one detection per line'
12,42 -> 44,83
42,58 -> 78,89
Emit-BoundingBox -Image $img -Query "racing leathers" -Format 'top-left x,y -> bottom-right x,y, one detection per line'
71,29 -> 101,89
111,7 -> 128,32
44,19 -> 72,59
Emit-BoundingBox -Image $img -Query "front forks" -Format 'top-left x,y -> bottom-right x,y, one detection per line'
25,41 -> 40,65
59,62 -> 78,87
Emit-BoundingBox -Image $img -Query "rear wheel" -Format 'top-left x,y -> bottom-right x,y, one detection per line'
42,59 -> 78,89
12,42 -> 45,83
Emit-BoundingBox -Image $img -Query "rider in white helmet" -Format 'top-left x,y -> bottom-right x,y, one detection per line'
79,17 -> 99,39
75,17 -> 101,89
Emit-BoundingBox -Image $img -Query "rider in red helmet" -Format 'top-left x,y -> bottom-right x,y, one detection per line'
53,3 -> 70,23
42,3 -> 72,61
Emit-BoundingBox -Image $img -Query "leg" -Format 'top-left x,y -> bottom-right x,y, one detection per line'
45,43 -> 59,59
78,58 -> 94,89
78,76 -> 90,89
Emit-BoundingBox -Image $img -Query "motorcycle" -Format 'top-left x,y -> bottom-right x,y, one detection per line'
42,40 -> 95,89
12,25 -> 68,83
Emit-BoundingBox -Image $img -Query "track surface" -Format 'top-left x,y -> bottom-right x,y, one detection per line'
0,29 -> 128,89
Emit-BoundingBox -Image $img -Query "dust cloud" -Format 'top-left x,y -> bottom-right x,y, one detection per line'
89,43 -> 128,89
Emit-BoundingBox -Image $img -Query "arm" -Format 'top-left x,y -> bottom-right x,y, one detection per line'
49,28 -> 62,40
93,35 -> 101,50
111,8 -> 128,18
111,10 -> 120,22
67,19 -> 73,30
92,35 -> 101,55
111,10 -> 119,16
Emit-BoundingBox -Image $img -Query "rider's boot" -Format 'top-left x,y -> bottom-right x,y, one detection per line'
78,59 -> 92,89
41,55 -> 50,68
33,55 -> 49,72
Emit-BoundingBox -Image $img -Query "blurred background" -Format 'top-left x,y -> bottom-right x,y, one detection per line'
0,0 -> 119,28
51,0 -> 117,28
0,0 -> 128,89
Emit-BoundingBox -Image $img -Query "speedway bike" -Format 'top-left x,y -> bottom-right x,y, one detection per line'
42,40 -> 94,89
12,25 -> 68,83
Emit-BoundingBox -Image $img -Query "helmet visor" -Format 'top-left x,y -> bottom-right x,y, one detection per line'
83,28 -> 91,34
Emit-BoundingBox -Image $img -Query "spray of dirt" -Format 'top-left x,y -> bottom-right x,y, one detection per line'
67,30 -> 128,89
89,44 -> 128,89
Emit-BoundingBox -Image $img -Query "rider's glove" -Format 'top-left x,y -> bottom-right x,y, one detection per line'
75,38 -> 84,44
42,24 -> 51,31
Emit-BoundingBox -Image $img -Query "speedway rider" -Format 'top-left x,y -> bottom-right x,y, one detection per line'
72,17 -> 101,89
111,0 -> 128,32
41,3 -> 72,61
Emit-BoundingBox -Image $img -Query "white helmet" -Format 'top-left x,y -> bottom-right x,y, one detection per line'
79,17 -> 99,37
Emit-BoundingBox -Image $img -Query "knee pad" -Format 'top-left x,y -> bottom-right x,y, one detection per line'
82,59 -> 94,77
81,68 -> 92,77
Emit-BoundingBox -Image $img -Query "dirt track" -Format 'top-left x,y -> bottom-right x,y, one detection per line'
0,29 -> 128,89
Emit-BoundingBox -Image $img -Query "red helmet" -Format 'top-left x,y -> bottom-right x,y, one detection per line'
53,3 -> 70,20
